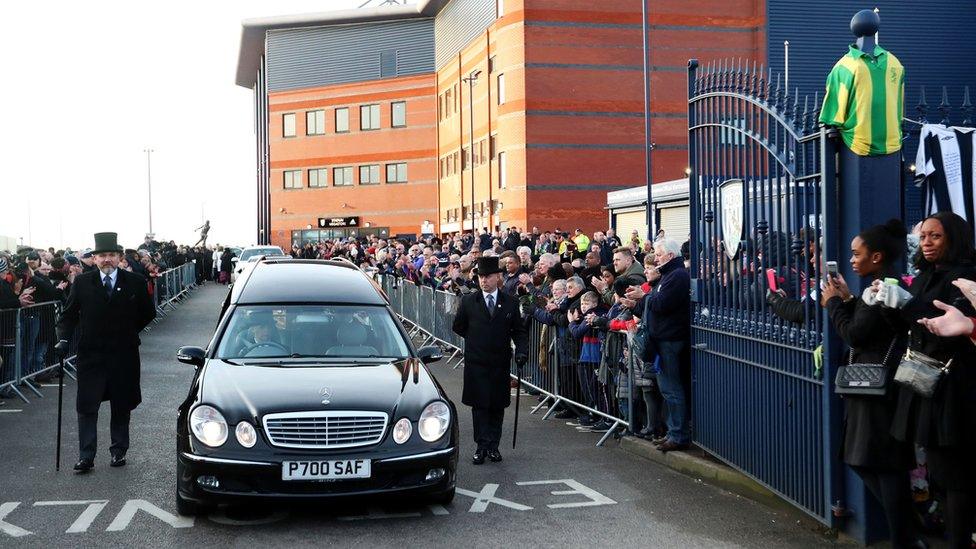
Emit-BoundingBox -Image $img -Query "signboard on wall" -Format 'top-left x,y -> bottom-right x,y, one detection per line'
318,217 -> 360,228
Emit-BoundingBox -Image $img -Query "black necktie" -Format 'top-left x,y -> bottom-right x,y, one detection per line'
103,275 -> 113,298
486,294 -> 495,317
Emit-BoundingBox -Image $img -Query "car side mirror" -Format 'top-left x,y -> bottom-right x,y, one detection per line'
177,346 -> 206,368
416,346 -> 444,364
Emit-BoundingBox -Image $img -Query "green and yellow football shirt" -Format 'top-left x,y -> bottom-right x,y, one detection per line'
819,45 -> 905,156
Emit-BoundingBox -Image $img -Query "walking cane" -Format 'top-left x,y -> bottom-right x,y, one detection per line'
512,358 -> 525,449
54,340 -> 68,472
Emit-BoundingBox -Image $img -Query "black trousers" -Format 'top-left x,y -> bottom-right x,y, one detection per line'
850,466 -> 918,548
78,402 -> 130,460
471,408 -> 504,451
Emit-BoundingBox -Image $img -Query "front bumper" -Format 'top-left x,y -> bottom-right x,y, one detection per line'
178,447 -> 457,504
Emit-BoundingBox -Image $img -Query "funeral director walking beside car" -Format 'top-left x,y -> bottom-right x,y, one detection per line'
452,256 -> 528,465
55,232 -> 156,473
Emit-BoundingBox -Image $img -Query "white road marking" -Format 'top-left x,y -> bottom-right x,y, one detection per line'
516,479 -> 617,508
0,502 -> 32,537
457,484 -> 533,513
0,410 -> 23,413
105,499 -> 194,531
34,500 -> 108,533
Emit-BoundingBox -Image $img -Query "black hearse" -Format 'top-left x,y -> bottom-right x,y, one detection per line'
174,258 -> 457,515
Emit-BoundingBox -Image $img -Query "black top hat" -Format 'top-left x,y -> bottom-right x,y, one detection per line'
92,232 -> 123,254
475,256 -> 504,275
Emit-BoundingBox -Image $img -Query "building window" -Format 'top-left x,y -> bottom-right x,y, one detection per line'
462,147 -> 470,170
333,166 -> 353,186
379,49 -> 398,78
283,170 -> 301,189
308,168 -> 327,188
497,0 -> 504,17
444,89 -> 452,118
453,84 -> 459,113
392,101 -> 406,128
490,134 -> 497,157
497,74 -> 506,105
360,104 -> 380,130
282,113 -> 296,137
386,162 -> 407,183
359,164 -> 380,185
498,152 -> 507,189
306,110 -> 325,135
335,107 -> 349,132
488,56 -> 496,73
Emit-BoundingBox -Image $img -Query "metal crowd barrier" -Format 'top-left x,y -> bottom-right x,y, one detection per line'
0,261 -> 200,405
380,275 -> 635,447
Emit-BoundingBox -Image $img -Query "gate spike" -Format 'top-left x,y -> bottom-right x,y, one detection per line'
773,72 -> 782,110
792,87 -> 800,124
750,60 -> 758,95
961,86 -> 973,126
766,66 -> 773,104
757,63 -> 766,101
721,58 -> 729,90
812,90 -> 820,126
801,95 -> 811,133
939,86 -> 951,125
736,57 -> 744,92
706,59 -> 715,92
917,86 -> 929,124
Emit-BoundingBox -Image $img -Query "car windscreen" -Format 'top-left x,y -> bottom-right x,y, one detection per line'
215,304 -> 410,362
239,247 -> 282,261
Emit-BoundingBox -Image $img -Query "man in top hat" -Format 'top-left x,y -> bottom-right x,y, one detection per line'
452,256 -> 528,464
55,232 -> 156,473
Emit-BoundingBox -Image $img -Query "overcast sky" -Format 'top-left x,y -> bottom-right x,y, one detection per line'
0,0 -> 413,252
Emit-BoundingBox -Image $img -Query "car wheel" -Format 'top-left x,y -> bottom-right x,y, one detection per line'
428,487 -> 455,505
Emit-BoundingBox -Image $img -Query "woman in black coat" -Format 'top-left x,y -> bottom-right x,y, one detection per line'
820,219 -> 920,548
219,249 -> 233,283
883,212 -> 976,549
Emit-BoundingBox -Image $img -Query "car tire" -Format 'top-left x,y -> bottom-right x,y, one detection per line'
428,487 -> 455,505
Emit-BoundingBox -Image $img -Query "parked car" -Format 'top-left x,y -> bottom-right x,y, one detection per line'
175,258 -> 457,515
231,245 -> 284,283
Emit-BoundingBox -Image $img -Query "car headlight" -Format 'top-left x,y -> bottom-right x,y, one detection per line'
418,401 -> 451,442
235,421 -> 257,448
190,405 -> 228,447
392,417 -> 412,444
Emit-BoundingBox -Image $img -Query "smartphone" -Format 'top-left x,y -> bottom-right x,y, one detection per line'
826,261 -> 838,279
765,268 -> 778,292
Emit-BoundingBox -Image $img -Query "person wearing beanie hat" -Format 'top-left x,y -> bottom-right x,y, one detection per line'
55,232 -> 156,473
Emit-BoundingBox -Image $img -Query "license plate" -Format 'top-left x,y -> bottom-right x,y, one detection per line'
281,459 -> 371,481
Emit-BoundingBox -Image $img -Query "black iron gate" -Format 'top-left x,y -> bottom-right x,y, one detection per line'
686,58 -> 841,524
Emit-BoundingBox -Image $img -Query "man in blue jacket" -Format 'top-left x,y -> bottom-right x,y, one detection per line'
626,238 -> 690,452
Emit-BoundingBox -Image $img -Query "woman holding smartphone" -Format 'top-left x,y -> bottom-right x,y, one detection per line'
820,219 -> 923,549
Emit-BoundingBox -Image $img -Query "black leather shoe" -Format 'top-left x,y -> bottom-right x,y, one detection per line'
651,436 -> 668,446
110,454 -> 126,467
487,449 -> 503,462
74,458 -> 94,473
472,450 -> 486,465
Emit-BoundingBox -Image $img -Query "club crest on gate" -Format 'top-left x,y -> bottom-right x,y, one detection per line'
720,178 -> 744,260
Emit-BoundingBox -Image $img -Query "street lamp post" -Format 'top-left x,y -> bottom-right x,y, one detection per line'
143,148 -> 155,237
462,69 -> 481,235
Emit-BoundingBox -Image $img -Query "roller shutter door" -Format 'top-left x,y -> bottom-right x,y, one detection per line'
614,209 -> 647,242
659,205 -> 690,242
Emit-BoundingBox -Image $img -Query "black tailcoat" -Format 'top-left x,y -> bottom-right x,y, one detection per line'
452,290 -> 528,409
57,269 -> 156,414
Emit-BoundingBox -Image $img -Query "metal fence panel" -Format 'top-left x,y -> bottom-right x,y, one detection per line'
687,58 -> 838,524
18,302 -> 59,380
0,308 -> 18,393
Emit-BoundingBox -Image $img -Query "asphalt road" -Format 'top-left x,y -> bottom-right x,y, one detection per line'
0,284 -> 844,548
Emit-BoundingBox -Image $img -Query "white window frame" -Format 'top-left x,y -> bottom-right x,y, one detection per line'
498,152 -> 507,189
386,162 -> 407,184
391,101 -> 406,128
359,164 -> 380,185
306,110 -> 325,135
497,74 -> 506,105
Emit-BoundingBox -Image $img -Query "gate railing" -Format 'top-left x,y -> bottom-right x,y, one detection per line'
380,275 -> 637,447
687,57 -> 840,525
0,262 -> 200,404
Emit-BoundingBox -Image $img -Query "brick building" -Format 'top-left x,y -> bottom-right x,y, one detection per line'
236,0 -> 764,248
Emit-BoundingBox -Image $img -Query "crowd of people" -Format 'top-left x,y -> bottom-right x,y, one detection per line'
290,219 -> 974,548
0,236 -> 204,401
